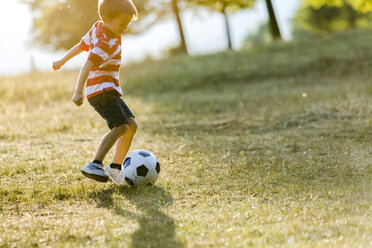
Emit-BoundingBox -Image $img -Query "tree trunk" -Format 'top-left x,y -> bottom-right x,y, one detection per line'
171,0 -> 188,54
265,0 -> 282,40
345,3 -> 358,29
222,5 -> 233,50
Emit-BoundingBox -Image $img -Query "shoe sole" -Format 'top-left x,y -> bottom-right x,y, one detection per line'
107,174 -> 120,185
81,170 -> 109,183
106,171 -> 124,185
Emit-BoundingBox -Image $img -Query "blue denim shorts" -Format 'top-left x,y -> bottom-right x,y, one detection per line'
88,90 -> 135,129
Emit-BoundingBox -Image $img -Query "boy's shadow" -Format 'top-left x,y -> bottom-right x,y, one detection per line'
90,185 -> 184,248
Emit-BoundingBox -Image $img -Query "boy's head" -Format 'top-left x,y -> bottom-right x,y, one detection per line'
98,0 -> 138,35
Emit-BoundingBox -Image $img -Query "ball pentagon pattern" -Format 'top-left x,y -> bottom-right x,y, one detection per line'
121,150 -> 160,186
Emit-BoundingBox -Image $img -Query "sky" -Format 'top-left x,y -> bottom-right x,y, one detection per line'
0,0 -> 300,76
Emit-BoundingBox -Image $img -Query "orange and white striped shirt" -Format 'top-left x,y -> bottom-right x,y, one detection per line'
79,21 -> 123,99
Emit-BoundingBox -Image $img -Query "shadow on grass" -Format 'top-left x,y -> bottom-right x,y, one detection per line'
90,185 -> 184,248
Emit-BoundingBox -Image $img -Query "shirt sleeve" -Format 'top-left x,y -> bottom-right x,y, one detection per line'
79,26 -> 93,52
79,34 -> 90,52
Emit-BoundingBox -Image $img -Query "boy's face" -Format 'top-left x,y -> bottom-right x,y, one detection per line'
103,15 -> 133,36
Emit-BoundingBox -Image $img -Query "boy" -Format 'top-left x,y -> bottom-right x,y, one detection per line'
52,0 -> 138,185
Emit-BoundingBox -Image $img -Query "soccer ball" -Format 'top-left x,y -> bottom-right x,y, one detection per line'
121,150 -> 160,186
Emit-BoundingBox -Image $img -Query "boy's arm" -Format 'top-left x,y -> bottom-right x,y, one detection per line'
53,43 -> 84,71
72,60 -> 94,106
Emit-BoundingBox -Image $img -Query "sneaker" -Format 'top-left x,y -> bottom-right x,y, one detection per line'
104,164 -> 126,185
81,162 -> 109,182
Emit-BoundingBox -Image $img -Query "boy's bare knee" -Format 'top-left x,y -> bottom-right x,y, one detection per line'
113,124 -> 128,137
128,118 -> 137,134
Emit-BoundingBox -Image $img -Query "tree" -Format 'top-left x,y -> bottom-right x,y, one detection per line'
171,0 -> 188,53
24,0 -> 191,54
265,0 -> 282,40
24,0 -> 99,50
187,0 -> 255,50
23,0 -> 167,51
293,0 -> 372,37
303,0 -> 372,12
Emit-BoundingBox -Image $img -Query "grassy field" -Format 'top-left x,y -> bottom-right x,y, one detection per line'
0,30 -> 371,247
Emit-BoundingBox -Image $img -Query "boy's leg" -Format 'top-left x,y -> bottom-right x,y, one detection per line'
104,117 -> 137,185
83,92 -> 134,183
113,117 -> 137,164
81,124 -> 128,182
94,124 -> 129,162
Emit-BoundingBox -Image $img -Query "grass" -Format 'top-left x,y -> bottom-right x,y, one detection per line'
0,29 -> 371,247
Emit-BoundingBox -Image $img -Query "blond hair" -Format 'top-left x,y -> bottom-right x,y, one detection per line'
98,0 -> 138,21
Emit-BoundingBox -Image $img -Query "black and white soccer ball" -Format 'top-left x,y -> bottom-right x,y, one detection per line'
121,150 -> 160,186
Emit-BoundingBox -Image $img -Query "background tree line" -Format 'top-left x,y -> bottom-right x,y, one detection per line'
24,0 -> 372,55
293,0 -> 372,38
23,0 -> 281,53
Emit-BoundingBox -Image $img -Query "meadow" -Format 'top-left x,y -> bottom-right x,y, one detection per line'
0,30 -> 371,247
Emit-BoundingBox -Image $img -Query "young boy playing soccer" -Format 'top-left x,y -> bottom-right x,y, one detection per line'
52,0 -> 138,185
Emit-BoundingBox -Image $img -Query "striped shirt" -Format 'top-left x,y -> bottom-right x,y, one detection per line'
79,21 -> 123,99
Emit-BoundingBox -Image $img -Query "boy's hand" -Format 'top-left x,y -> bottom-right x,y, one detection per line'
72,92 -> 84,106
53,60 -> 65,71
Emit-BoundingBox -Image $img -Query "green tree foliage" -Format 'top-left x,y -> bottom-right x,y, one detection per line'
24,0 -> 165,51
293,0 -> 372,37
304,0 -> 372,13
187,0 -> 255,12
24,0 -> 99,50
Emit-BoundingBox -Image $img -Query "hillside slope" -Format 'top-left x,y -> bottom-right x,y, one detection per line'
0,30 -> 371,247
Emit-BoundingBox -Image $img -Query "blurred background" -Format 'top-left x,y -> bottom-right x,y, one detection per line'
2,0 -> 372,76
